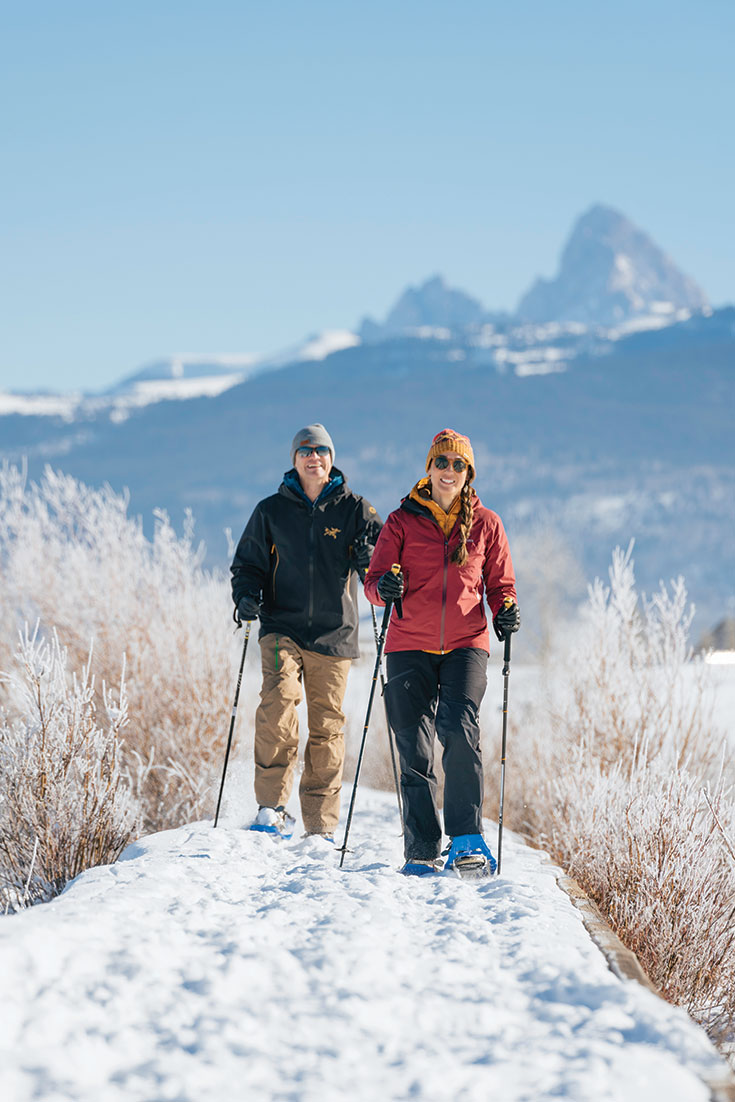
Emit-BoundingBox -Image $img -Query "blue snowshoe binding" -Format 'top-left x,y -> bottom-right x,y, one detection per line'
249,806 -> 295,839
400,858 -> 443,877
444,834 -> 497,878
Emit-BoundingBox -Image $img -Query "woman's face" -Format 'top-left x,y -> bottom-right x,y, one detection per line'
429,451 -> 469,503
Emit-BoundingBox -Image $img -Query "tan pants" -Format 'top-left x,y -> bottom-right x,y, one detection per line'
254,633 -> 352,833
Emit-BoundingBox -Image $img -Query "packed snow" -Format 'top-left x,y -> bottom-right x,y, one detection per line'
0,786 -> 727,1102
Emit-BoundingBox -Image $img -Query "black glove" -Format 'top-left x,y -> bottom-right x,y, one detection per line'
493,601 -> 520,641
351,535 -> 373,578
377,569 -> 404,603
236,594 -> 263,622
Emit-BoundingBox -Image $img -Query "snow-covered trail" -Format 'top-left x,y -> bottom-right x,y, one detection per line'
0,790 -> 727,1102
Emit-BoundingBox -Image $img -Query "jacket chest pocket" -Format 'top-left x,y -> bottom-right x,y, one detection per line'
456,540 -> 484,590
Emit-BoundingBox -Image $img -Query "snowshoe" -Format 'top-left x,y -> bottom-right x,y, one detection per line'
400,858 -> 444,877
443,834 -> 497,879
249,806 -> 295,839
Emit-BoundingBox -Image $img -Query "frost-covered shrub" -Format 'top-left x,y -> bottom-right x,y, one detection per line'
517,544 -> 735,1058
560,543 -> 715,773
0,463 -> 241,831
0,627 -> 139,910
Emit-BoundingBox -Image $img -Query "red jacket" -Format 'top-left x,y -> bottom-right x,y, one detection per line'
364,491 -> 517,654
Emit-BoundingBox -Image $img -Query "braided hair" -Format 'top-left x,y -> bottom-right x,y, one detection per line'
450,479 -> 475,566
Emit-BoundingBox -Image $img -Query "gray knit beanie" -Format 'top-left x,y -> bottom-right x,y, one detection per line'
290,423 -> 335,465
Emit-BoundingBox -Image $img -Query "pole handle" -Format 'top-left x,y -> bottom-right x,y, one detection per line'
501,595 -> 513,673
391,562 -> 403,619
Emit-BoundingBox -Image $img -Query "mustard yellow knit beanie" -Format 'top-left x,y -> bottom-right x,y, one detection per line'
425,428 -> 475,478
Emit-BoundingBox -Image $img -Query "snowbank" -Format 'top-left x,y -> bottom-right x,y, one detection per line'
0,790 -> 728,1101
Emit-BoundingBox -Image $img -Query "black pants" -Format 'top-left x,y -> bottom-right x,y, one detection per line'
384,648 -> 488,860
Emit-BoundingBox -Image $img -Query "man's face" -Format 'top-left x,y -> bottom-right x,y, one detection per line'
294,444 -> 332,485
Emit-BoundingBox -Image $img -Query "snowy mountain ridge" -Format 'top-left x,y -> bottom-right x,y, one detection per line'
1,205 -> 731,638
0,308 -> 705,420
1,304 -> 732,637
0,332 -> 360,422
0,203 -> 715,417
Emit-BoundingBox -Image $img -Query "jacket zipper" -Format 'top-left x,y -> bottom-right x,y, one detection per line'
307,508 -> 316,636
439,539 -> 449,653
271,543 -> 279,601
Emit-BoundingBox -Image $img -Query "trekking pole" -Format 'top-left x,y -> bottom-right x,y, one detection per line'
370,603 -> 404,827
214,621 -> 252,828
339,564 -> 400,867
496,598 -> 513,875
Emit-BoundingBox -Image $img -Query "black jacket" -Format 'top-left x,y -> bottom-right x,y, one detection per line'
230,468 -> 382,658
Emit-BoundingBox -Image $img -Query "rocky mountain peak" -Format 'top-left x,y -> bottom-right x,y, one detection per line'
516,204 -> 708,326
359,275 -> 488,341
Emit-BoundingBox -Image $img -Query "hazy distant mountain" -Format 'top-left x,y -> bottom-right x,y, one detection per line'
517,205 -> 709,326
2,307 -> 733,640
109,356 -> 256,393
256,330 -> 360,369
108,337 -> 360,397
2,205 -> 731,636
360,206 -> 709,339
0,338 -> 360,421
359,275 -> 496,340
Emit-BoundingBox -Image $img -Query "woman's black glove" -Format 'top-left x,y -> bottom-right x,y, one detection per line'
493,601 -> 520,641
237,594 -> 263,622
377,569 -> 404,603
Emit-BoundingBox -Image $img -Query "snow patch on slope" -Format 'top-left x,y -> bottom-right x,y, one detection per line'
0,392 -> 83,419
108,373 -> 246,422
258,328 -> 360,368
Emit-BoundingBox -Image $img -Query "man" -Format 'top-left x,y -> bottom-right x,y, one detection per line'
230,423 -> 382,840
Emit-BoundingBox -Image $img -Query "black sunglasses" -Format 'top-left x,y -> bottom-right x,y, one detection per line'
433,455 -> 467,473
296,445 -> 331,458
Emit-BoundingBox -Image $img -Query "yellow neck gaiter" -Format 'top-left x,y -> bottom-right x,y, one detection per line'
409,477 -> 462,538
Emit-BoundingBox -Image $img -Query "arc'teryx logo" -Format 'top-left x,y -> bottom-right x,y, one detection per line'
324,527 -> 340,539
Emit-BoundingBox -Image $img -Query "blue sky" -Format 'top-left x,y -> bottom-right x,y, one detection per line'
2,0 -> 733,392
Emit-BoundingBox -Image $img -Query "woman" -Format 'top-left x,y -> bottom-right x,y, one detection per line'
364,429 -> 520,876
